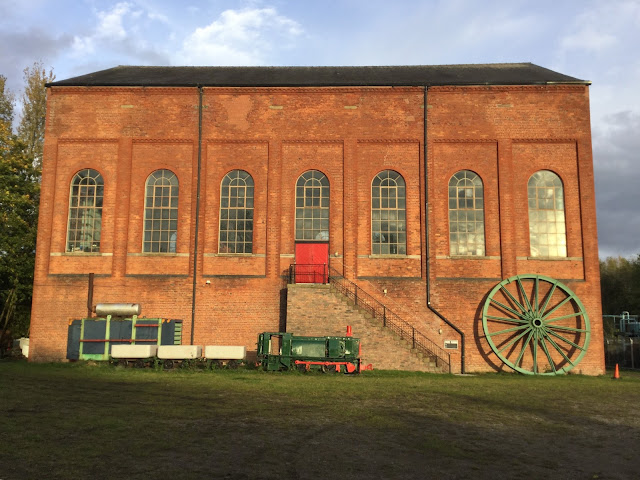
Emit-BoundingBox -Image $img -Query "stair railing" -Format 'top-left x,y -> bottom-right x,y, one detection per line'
326,267 -> 451,373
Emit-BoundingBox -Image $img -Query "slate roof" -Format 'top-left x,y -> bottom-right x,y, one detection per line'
48,63 -> 588,88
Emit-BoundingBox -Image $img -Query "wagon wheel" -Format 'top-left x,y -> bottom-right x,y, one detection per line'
163,359 -> 174,370
134,359 -> 145,369
482,274 -> 590,375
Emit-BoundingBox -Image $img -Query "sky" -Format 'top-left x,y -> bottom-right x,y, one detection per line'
0,0 -> 638,259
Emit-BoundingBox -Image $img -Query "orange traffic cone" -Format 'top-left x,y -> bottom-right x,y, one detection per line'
613,363 -> 620,379
346,325 -> 352,337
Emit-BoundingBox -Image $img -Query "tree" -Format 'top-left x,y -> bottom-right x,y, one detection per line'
0,75 -> 14,125
0,119 -> 39,347
600,255 -> 640,315
0,65 -> 48,353
17,62 -> 55,170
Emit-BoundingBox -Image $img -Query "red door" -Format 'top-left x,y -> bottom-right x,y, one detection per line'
295,243 -> 329,283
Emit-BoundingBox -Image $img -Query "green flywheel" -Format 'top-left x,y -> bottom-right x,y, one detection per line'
482,274 -> 590,375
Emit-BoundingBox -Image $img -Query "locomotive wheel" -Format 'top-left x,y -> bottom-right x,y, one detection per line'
163,359 -> 174,370
297,363 -> 307,373
320,364 -> 329,373
482,274 -> 590,375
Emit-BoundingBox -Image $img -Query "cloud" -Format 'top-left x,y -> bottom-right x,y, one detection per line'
180,7 -> 303,66
593,111 -> 640,258
0,28 -> 72,93
559,0 -> 640,54
71,2 -> 134,57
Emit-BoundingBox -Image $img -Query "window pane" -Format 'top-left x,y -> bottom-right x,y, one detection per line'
66,169 -> 104,252
143,170 -> 178,253
448,170 -> 485,256
295,170 -> 330,241
528,170 -> 567,257
371,170 -> 406,255
219,170 -> 254,253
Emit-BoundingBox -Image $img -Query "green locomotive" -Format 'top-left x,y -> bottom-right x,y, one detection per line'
257,332 -> 364,373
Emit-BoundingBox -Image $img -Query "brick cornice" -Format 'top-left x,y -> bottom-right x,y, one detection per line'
431,138 -> 497,143
206,139 -> 269,144
282,139 -> 344,144
49,86 -> 197,95
204,86 -> 422,95
513,138 -> 577,144
429,85 -> 586,93
357,139 -> 420,144
56,138 -> 120,144
132,138 -> 195,144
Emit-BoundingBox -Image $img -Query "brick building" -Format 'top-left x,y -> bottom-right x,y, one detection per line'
30,63 -> 604,374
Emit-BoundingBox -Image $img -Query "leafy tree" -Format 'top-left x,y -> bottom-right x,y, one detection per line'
0,64 -> 50,352
600,255 -> 640,315
17,62 -> 55,170
0,119 -> 39,341
0,75 -> 14,125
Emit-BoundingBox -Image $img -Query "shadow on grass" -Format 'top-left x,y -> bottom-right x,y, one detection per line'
1,362 -> 639,480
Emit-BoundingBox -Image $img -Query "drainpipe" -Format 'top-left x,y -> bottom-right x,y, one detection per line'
190,86 -> 204,345
424,86 -> 466,374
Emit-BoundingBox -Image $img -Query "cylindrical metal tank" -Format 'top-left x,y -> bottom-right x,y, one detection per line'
94,303 -> 141,317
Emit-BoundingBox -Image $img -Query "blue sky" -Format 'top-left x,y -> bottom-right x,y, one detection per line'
1,0 -> 638,258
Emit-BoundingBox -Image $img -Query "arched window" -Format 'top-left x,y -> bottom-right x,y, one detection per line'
528,170 -> 567,257
143,169 -> 178,253
372,170 -> 406,255
448,171 -> 485,256
295,170 -> 329,241
219,170 -> 254,254
66,169 -> 103,252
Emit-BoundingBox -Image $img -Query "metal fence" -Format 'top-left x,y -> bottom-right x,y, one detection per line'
604,337 -> 640,370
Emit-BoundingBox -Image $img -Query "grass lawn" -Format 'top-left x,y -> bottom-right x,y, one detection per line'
1,361 -> 639,480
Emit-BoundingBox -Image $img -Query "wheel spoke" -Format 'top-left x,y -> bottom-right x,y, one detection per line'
538,281 -> 558,317
497,327 -> 532,354
545,329 -> 586,351
544,334 -> 575,366
539,336 -> 557,373
532,330 -> 538,374
486,315 -> 528,324
515,330 -> 534,367
499,284 -> 528,315
543,311 -> 586,324
542,295 -> 574,320
516,277 -> 534,314
546,324 -> 588,333
490,297 -> 526,319
487,325 -> 528,337
534,276 -> 540,316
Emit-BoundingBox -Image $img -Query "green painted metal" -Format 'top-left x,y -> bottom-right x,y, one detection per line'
482,274 -> 590,375
257,332 -> 360,372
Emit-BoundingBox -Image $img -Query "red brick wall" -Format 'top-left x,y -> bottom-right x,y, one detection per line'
30,84 -> 603,375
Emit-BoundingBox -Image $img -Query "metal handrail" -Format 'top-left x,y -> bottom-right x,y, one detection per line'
326,267 -> 451,372
288,264 -> 328,285
287,263 -> 451,372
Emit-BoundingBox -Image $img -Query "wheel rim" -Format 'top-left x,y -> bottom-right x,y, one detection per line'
482,274 -> 590,375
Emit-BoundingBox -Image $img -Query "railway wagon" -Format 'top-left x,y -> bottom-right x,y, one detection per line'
257,331 -> 365,373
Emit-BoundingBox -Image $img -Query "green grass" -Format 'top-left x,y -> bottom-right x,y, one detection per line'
1,361 -> 639,480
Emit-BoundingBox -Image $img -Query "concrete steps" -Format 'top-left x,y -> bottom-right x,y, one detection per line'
285,283 -> 447,373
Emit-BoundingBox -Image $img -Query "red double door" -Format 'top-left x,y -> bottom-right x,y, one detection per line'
295,242 -> 329,283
